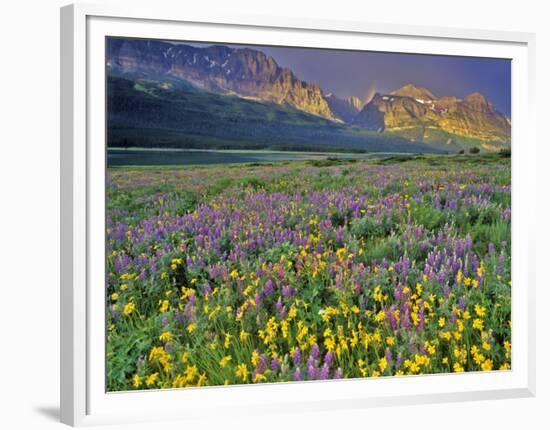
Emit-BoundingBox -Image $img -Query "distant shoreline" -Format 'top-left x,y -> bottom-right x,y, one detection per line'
107,147 -> 421,157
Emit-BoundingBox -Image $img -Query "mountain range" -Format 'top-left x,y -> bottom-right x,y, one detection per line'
107,38 -> 511,152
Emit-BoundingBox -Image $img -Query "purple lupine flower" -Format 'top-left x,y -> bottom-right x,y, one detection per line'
336,227 -> 344,244
333,368 -> 343,379
471,254 -> 480,274
401,306 -> 410,330
293,368 -> 303,381
385,348 -> 393,364
389,305 -> 398,331
395,353 -> 404,369
450,310 -> 458,324
335,275 -> 344,290
270,356 -> 280,372
174,311 -> 185,325
307,364 -> 317,380
202,281 -> 212,297
311,343 -> 320,360
496,253 -> 505,275
263,279 -> 273,296
324,351 -> 334,368
188,291 -> 196,306
275,298 -> 283,313
282,285 -> 292,297
319,364 -> 330,380
254,292 -> 262,308
258,354 -> 269,373
394,284 -> 403,301
292,347 -> 302,366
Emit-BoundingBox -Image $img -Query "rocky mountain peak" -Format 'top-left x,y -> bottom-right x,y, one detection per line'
464,92 -> 486,102
354,85 -> 510,144
391,84 -> 436,101
462,92 -> 494,111
107,38 -> 337,120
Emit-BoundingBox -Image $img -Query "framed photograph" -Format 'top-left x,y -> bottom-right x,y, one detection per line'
60,3 -> 536,426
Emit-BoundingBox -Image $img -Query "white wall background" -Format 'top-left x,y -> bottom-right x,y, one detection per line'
0,0 -> 546,428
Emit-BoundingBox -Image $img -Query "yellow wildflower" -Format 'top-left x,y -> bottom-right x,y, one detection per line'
251,350 -> 259,367
288,306 -> 297,320
473,318 -> 484,331
373,286 -> 383,303
159,331 -> 173,343
440,331 -> 451,341
219,355 -> 232,368
425,341 -> 436,355
236,363 -> 249,382
253,373 -> 267,383
145,373 -> 159,386
474,304 -> 486,318
184,365 -> 197,382
132,374 -> 142,388
197,372 -> 207,386
123,302 -> 135,316
224,332 -> 232,349
375,310 -> 386,323
159,300 -> 170,313
379,357 -> 388,373
240,330 -> 250,342
481,359 -> 493,371
324,337 -> 336,351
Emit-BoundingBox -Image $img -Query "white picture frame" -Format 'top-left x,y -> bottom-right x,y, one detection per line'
60,3 -> 537,426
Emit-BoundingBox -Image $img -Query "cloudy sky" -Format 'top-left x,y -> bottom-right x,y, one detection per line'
182,40 -> 511,116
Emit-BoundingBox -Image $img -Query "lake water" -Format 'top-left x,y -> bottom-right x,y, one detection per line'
107,149 -> 344,166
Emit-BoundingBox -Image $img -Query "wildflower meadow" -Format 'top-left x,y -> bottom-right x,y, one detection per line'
106,154 -> 511,391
